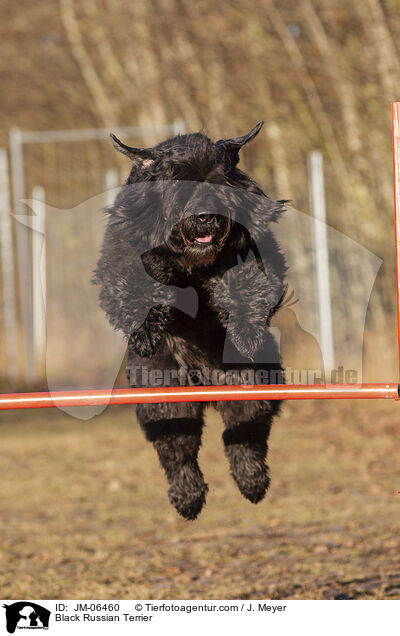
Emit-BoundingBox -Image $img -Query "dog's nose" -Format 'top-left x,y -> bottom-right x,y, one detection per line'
198,214 -> 212,224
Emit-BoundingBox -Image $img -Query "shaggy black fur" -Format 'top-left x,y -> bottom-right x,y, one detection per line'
94,121 -> 287,520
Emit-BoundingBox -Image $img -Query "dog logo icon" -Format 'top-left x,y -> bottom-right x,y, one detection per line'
2,602 -> 50,633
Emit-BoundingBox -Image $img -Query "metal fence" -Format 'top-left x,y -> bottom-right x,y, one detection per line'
0,118 -> 393,389
1,120 -> 185,384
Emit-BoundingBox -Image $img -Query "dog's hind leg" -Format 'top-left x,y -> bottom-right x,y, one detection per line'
217,399 -> 280,504
136,402 -> 207,520
129,347 -> 207,520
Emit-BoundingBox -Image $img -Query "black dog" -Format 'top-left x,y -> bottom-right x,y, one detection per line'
94,121 -> 286,520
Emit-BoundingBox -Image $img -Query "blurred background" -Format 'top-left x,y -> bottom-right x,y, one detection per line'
0,0 -> 399,389
1,0 -> 400,601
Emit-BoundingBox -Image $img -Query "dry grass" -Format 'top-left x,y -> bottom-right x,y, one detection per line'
0,398 -> 399,599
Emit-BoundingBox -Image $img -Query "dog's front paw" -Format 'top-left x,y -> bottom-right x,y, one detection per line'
214,253 -> 282,358
226,322 -> 266,360
128,306 -> 172,358
128,324 -> 164,358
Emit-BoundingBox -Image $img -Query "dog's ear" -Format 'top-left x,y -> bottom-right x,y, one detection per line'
217,121 -> 264,150
216,122 -> 263,167
110,134 -> 160,167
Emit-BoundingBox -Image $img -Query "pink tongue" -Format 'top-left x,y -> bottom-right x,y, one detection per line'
195,234 -> 213,243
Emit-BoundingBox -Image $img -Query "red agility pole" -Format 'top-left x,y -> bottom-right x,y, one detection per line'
392,102 -> 400,384
0,383 -> 398,410
1,104 -> 400,410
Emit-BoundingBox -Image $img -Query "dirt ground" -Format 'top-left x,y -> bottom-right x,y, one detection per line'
0,398 -> 399,599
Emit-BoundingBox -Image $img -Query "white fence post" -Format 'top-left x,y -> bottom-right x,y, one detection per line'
105,169 -> 119,207
173,118 -> 186,135
308,151 -> 335,376
9,127 -> 34,382
31,186 -> 46,379
7,121 -> 185,382
0,149 -> 19,380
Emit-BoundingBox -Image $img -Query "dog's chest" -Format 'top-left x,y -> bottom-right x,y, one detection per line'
169,279 -> 225,358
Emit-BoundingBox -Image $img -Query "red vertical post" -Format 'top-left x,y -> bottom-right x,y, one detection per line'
392,103 -> 400,385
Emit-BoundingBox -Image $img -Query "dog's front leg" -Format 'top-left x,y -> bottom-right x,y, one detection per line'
96,249 -> 178,357
128,304 -> 174,358
212,254 -> 284,360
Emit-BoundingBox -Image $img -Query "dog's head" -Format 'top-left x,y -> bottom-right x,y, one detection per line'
107,122 -> 285,266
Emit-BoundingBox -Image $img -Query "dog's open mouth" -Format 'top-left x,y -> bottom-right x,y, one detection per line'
194,234 -> 213,244
176,214 -> 231,257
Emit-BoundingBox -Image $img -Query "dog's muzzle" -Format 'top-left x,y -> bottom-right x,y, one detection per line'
180,213 -> 230,247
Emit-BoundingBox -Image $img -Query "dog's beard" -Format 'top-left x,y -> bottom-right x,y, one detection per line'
175,214 -> 231,270
182,243 -> 219,269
